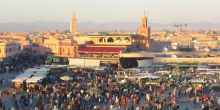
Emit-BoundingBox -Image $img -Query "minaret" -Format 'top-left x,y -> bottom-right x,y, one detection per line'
138,13 -> 148,37
70,12 -> 77,34
138,12 -> 150,49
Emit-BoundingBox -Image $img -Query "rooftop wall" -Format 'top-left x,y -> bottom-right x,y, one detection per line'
154,57 -> 220,63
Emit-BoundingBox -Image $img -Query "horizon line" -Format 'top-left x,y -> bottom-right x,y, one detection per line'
0,21 -> 220,24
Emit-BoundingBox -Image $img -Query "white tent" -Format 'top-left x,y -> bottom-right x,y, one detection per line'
12,78 -> 27,83
60,76 -> 73,81
26,78 -> 42,83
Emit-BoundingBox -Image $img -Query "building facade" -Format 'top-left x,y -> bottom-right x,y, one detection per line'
0,41 -> 21,58
71,15 -> 151,66
43,37 -> 78,58
77,34 -> 147,50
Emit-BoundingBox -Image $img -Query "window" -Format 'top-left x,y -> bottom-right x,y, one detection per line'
60,48 -> 62,53
107,37 -> 114,42
115,37 -> 121,43
68,49 -> 70,56
99,38 -> 104,42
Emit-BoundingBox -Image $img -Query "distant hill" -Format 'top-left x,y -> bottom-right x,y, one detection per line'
0,21 -> 220,32
0,21 -> 68,32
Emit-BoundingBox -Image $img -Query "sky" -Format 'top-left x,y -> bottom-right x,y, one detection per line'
0,0 -> 220,23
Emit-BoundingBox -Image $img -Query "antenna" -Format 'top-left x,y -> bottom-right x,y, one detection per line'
145,10 -> 149,15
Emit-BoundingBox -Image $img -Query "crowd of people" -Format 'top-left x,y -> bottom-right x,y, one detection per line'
0,67 -> 220,110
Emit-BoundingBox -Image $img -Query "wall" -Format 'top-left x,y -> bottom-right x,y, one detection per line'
59,45 -> 78,58
154,57 -> 220,63
68,58 -> 100,67
0,42 -> 21,58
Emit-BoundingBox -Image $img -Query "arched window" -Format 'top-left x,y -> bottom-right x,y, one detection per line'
124,37 -> 131,42
18,46 -> 21,50
99,38 -> 104,42
68,48 -> 70,55
60,48 -> 62,53
116,37 -> 121,41
107,37 -> 114,42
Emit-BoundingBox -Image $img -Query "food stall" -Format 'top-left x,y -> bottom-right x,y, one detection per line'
26,78 -> 42,88
12,78 -> 27,88
67,66 -> 79,73
142,75 -> 160,85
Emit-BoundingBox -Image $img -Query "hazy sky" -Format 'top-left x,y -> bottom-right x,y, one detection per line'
1,0 -> 220,23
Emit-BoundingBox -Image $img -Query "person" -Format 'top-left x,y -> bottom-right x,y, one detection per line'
12,91 -> 16,100
103,106 -> 108,110
0,99 -> 2,109
202,103 -> 205,110
93,105 -> 100,110
175,104 -> 179,110
14,100 -> 19,109
0,79 -> 2,87
178,89 -> 182,97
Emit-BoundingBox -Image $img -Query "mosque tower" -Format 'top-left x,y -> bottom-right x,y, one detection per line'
138,13 -> 148,37
138,13 -> 150,48
70,12 -> 77,34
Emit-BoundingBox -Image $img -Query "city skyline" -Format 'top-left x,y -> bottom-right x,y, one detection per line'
0,0 -> 220,23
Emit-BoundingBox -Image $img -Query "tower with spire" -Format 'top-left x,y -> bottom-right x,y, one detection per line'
70,12 -> 77,34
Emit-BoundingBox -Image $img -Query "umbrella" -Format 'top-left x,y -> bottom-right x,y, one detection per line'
60,76 -> 73,81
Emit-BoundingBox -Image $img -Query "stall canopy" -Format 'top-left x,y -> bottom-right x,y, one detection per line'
68,58 -> 100,67
0,58 -> 13,64
150,62 -> 165,67
79,46 -> 124,53
177,63 -> 198,67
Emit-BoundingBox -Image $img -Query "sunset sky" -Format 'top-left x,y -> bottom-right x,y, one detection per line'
1,0 -> 219,23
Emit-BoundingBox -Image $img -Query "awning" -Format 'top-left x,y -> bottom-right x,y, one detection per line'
79,46 -> 124,54
0,58 -> 13,64
208,63 -> 220,66
178,63 -> 198,67
150,62 -> 165,67
166,63 -> 178,66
